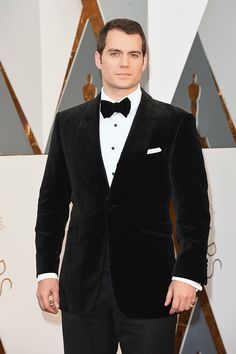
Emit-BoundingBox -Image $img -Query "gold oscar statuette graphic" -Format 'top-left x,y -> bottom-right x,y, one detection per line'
188,73 -> 209,148
188,73 -> 200,118
83,74 -> 96,102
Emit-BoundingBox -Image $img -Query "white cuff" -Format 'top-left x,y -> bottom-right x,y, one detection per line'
37,273 -> 58,282
172,276 -> 202,291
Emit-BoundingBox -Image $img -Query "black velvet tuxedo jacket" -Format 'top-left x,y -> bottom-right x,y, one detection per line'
35,89 -> 210,319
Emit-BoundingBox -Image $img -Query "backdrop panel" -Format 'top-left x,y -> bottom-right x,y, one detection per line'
204,148 -> 236,354
0,156 -> 63,354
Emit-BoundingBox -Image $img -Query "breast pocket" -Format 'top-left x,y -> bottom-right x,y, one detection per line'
145,151 -> 167,176
146,151 -> 165,162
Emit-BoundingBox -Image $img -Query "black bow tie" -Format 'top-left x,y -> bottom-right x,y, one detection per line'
101,97 -> 131,118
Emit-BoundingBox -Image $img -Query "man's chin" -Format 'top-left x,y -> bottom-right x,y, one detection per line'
111,82 -> 138,91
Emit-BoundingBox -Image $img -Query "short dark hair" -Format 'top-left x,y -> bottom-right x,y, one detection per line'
97,18 -> 147,56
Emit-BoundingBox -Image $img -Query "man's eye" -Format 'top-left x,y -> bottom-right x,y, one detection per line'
130,53 -> 139,58
110,52 -> 119,57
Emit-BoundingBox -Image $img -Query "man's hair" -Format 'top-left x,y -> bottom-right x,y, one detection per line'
97,18 -> 147,56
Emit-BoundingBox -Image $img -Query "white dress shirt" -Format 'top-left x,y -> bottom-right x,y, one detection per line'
99,86 -> 142,185
38,85 -> 202,291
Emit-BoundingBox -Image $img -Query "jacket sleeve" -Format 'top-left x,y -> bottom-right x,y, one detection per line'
35,112 -> 71,276
169,113 -> 210,284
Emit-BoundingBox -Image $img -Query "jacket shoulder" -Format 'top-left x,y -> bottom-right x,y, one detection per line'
58,96 -> 99,121
142,90 -> 189,120
141,89 -> 195,138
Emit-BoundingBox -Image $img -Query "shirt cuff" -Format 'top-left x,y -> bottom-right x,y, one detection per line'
172,276 -> 202,291
37,273 -> 58,282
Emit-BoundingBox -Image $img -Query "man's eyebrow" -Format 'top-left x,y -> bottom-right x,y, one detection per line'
107,48 -> 122,52
129,50 -> 142,54
107,49 -> 142,54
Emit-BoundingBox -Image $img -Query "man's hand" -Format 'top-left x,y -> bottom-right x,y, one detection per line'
164,280 -> 196,315
36,279 -> 59,314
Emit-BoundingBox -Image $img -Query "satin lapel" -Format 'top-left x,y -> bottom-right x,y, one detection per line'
108,90 -> 152,197
76,94 -> 109,198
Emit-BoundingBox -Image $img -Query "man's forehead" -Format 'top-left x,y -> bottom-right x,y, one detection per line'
104,30 -> 142,50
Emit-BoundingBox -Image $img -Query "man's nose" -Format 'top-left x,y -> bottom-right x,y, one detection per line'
120,54 -> 129,67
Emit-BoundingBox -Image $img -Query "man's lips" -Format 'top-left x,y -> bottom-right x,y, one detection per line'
116,73 -> 131,77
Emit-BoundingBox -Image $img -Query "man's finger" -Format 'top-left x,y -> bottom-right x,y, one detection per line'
164,286 -> 173,306
51,288 -> 60,309
169,297 -> 181,315
45,300 -> 58,314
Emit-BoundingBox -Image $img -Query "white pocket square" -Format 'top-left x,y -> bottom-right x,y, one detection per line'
147,147 -> 162,154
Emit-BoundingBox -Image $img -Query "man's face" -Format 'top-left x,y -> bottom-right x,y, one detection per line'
95,29 -> 147,99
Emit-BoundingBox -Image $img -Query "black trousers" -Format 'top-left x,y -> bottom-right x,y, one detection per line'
62,251 -> 177,354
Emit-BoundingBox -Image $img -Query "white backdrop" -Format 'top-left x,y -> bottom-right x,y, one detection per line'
204,148 -> 236,354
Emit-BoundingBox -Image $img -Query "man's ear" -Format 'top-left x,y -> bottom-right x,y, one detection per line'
95,51 -> 102,69
142,54 -> 148,73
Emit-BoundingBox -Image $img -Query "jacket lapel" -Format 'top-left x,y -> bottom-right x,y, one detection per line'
108,90 -> 152,197
76,94 -> 109,198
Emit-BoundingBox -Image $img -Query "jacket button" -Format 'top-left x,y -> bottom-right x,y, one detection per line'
108,204 -> 117,211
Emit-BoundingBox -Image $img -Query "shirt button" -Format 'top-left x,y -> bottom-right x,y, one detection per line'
112,172 -> 115,176
114,124 -> 117,127
111,147 -> 115,150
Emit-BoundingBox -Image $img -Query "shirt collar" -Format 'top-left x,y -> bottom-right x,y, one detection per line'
101,85 -> 142,115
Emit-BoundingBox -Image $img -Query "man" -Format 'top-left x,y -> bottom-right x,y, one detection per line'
35,18 -> 210,354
